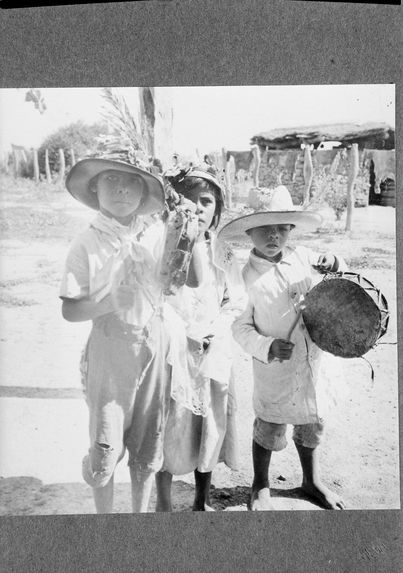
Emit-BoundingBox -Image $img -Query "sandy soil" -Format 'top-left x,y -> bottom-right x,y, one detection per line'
0,183 -> 400,514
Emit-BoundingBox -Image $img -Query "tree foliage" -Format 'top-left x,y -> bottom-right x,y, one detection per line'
37,121 -> 107,173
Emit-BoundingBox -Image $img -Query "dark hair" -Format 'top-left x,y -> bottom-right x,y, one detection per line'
171,176 -> 224,229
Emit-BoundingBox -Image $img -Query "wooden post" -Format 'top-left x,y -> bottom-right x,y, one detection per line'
45,149 -> 52,183
302,145 -> 313,207
12,147 -> 20,178
222,147 -> 233,209
139,87 -> 155,158
251,144 -> 261,188
58,148 -> 66,183
32,148 -> 40,183
11,145 -> 28,178
70,148 -> 76,167
1,152 -> 9,174
345,143 -> 359,232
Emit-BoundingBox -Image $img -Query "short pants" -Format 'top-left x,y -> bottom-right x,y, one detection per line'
253,417 -> 325,451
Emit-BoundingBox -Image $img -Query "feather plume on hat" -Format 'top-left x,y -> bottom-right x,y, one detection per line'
95,87 -> 149,169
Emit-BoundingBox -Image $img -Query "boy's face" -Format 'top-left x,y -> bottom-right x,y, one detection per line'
247,224 -> 293,261
93,170 -> 144,224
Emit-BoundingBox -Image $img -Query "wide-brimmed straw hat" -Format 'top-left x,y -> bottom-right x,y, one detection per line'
218,185 -> 322,240
65,158 -> 165,215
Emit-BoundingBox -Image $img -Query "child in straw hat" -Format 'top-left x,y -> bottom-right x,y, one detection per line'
219,185 -> 347,511
155,167 -> 245,511
60,158 -> 199,513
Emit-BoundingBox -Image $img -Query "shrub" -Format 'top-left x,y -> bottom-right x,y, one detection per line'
37,120 -> 107,175
311,167 -> 346,220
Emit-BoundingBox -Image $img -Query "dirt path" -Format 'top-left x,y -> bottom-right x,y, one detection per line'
0,194 -> 399,514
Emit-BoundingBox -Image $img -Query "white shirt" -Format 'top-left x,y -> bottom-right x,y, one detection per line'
232,245 -> 346,424
60,214 -> 164,328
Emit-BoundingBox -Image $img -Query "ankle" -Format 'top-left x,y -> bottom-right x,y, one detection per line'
252,478 -> 270,491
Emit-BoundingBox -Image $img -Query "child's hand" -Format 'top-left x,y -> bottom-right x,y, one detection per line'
177,197 -> 197,215
187,334 -> 214,355
313,253 -> 336,274
111,284 -> 138,311
269,339 -> 294,361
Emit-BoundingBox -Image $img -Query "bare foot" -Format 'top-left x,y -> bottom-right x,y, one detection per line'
302,480 -> 345,510
249,487 -> 275,511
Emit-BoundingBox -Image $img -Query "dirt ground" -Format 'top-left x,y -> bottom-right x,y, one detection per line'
0,175 -> 400,514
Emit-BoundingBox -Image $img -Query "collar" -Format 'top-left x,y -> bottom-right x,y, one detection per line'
249,245 -> 294,271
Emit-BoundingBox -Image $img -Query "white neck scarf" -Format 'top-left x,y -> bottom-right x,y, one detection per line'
90,212 -> 147,261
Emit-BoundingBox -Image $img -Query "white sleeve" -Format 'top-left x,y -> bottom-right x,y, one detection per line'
231,298 -> 275,364
59,239 -> 89,300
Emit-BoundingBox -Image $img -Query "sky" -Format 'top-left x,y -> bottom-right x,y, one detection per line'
0,84 -> 395,158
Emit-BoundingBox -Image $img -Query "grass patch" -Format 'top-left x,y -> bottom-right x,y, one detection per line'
362,247 -> 393,256
0,278 -> 31,288
0,293 -> 38,307
346,255 -> 395,270
0,207 -> 85,240
1,174 -> 86,241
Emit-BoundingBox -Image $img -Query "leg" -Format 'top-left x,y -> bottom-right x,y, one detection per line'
93,474 -> 114,514
130,467 -> 155,513
250,419 -> 287,511
250,440 -> 274,511
193,470 -> 214,511
294,442 -> 345,510
155,471 -> 173,512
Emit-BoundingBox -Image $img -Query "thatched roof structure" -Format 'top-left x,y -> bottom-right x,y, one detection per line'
251,122 -> 394,150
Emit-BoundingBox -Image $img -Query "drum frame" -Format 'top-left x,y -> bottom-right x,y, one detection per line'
302,271 -> 389,357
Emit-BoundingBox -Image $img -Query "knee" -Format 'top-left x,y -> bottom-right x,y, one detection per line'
82,442 -> 119,488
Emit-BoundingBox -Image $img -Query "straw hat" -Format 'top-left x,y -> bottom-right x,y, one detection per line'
218,186 -> 322,240
65,158 -> 165,215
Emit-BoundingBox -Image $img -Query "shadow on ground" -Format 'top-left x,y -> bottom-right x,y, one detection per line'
0,476 -> 324,515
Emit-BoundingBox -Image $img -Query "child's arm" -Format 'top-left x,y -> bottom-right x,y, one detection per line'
186,241 -> 204,287
61,284 -> 138,322
61,295 -> 114,322
231,299 -> 277,363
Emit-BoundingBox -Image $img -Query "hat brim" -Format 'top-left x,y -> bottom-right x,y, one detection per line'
66,158 -> 165,215
218,210 -> 323,241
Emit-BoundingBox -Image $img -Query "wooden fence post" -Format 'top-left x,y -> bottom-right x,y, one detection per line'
32,148 -> 40,183
1,152 -> 9,174
58,148 -> 66,183
345,143 -> 359,232
251,144 -> 261,188
222,147 -> 232,209
45,149 -> 52,183
302,145 -> 313,207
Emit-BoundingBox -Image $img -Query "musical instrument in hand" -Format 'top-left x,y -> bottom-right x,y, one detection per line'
302,272 -> 389,358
